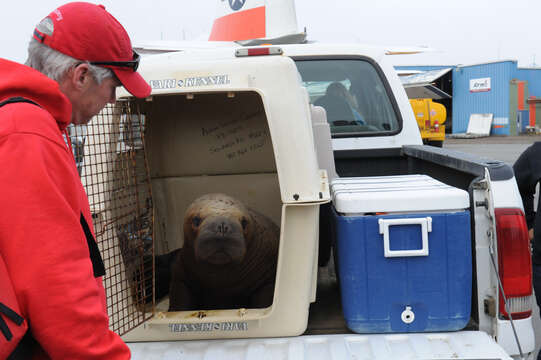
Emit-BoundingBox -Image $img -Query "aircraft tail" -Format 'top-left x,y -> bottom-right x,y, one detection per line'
209,0 -> 302,42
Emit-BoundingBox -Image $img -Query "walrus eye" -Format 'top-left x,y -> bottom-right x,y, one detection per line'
241,218 -> 248,230
192,216 -> 202,227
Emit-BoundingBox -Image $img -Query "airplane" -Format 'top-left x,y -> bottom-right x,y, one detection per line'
133,0 -> 445,99
135,0 -> 434,56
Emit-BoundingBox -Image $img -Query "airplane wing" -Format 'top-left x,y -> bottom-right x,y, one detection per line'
385,46 -> 436,55
134,40 -> 238,55
236,32 -> 307,46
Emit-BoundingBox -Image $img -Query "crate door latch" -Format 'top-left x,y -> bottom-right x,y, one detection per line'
379,217 -> 432,258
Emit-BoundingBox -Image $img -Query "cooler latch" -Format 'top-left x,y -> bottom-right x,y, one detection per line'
379,217 -> 432,258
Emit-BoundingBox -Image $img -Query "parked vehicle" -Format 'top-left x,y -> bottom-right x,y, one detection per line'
80,43 -> 534,359
409,98 -> 446,147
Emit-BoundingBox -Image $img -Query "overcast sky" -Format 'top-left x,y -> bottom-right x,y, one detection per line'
2,0 -> 540,68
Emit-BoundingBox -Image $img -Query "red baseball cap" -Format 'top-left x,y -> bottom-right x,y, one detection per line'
33,2 -> 151,98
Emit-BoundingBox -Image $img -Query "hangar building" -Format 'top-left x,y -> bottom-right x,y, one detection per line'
396,61 -> 541,135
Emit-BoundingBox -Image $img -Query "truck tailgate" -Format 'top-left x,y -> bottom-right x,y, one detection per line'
128,331 -> 511,359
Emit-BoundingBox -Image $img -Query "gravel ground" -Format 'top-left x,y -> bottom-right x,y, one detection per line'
446,134 -> 541,144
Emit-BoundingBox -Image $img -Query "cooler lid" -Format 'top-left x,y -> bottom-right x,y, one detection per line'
331,174 -> 470,213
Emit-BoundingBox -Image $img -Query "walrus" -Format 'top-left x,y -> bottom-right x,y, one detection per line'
168,193 -> 280,311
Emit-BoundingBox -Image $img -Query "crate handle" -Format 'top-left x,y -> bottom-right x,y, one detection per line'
378,217 -> 432,257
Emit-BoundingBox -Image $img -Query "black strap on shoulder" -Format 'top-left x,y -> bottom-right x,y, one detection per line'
1,302 -> 33,359
0,302 -> 24,341
80,213 -> 106,277
0,97 -> 40,109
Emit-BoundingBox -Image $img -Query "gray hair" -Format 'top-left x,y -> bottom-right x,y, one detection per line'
25,18 -> 114,84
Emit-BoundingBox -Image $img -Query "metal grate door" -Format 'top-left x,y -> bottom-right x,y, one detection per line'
76,100 -> 154,335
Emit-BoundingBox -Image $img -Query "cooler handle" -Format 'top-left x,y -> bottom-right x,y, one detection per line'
379,217 -> 432,257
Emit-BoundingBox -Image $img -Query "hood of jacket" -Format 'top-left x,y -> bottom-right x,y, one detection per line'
0,58 -> 72,130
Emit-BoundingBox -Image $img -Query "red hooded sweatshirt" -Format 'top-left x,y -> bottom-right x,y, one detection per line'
0,58 -> 130,359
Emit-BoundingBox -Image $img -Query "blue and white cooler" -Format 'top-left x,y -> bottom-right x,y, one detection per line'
331,174 -> 472,333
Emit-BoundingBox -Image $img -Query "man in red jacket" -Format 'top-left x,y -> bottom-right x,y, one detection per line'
0,2 -> 150,359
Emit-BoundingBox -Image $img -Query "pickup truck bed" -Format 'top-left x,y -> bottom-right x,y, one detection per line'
307,250 -> 478,336
129,252 -> 512,359
128,331 -> 511,359
306,260 -> 347,335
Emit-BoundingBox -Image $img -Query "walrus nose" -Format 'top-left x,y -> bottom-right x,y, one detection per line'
217,222 -> 229,235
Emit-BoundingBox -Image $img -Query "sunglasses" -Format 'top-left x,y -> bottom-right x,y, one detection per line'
89,51 -> 140,72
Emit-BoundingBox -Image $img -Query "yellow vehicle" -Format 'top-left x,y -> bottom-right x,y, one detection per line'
409,98 -> 446,147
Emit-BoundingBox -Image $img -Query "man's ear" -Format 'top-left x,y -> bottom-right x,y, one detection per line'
70,63 -> 92,90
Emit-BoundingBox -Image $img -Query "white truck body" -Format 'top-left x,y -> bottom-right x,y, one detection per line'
82,42 -> 535,359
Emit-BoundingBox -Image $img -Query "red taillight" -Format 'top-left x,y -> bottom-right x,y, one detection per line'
248,48 -> 271,56
495,208 -> 532,319
235,47 -> 283,57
